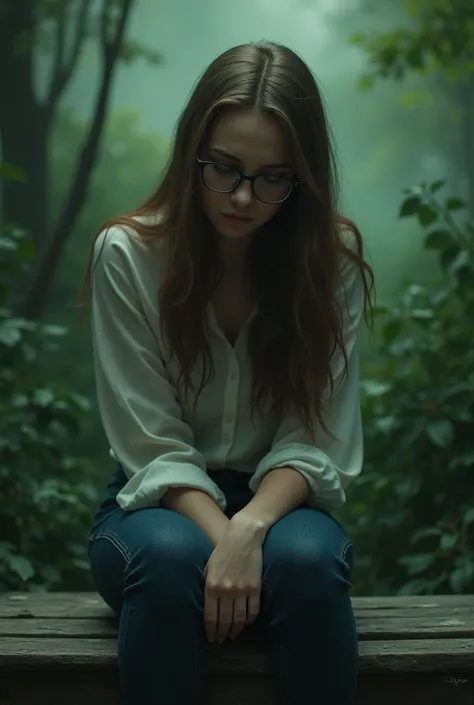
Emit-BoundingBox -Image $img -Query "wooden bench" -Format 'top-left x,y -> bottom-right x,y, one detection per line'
0,592 -> 472,704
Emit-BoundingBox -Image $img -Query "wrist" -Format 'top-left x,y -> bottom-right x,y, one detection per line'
231,508 -> 270,542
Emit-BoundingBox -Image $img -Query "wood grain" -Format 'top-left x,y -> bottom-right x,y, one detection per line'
1,614 -> 472,639
1,591 -> 472,705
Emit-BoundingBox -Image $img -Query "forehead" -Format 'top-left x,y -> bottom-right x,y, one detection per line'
207,108 -> 290,168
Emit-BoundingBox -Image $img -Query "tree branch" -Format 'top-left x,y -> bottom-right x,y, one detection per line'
46,0 -> 92,117
17,0 -> 136,319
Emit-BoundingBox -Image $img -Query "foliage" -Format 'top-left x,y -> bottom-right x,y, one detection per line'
0,178 -> 97,591
352,0 -> 474,88
342,180 -> 474,595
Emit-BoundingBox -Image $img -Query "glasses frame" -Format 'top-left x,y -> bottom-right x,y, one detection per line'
196,158 -> 299,204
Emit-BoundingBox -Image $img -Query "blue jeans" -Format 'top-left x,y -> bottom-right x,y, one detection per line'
88,464 -> 358,705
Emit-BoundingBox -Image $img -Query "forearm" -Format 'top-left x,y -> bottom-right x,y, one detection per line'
162,487 -> 229,546
235,467 -> 310,536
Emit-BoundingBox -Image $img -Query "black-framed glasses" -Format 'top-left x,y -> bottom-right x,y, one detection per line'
197,158 -> 299,204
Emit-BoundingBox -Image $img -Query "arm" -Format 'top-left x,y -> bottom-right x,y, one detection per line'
243,235 -> 365,529
91,226 -> 229,545
161,488 -> 229,545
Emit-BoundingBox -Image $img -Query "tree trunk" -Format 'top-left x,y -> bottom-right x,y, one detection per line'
0,1 -> 50,258
16,0 -> 135,320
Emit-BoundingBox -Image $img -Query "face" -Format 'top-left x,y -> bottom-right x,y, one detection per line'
199,108 -> 294,241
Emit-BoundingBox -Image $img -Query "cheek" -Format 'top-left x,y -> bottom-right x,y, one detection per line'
257,202 -> 282,224
200,184 -> 223,216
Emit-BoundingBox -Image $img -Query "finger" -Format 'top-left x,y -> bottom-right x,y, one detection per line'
204,591 -> 219,642
246,593 -> 260,625
216,597 -> 234,643
229,596 -> 248,640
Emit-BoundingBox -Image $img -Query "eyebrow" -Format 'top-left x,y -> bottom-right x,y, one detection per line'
208,147 -> 292,170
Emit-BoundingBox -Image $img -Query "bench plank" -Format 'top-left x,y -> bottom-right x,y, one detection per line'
0,635 -> 472,673
1,592 -> 473,618
0,615 -> 473,640
1,592 -> 472,705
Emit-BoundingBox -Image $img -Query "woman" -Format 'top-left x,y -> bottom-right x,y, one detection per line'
85,41 -> 374,705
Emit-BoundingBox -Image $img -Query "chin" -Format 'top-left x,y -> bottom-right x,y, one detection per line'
211,218 -> 256,237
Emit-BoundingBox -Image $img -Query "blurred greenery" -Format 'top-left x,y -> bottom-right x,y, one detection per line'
339,181 -> 474,596
0,203 -> 97,592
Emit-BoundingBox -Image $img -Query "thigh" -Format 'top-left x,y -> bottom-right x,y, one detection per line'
88,504 -> 214,615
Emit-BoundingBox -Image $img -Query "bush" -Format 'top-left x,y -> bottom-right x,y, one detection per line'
343,180 -> 474,596
0,212 -> 97,592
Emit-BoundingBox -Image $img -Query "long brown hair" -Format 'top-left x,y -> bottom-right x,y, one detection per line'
83,41 -> 375,439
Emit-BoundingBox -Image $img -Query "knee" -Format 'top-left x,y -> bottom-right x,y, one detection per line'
263,511 -> 353,606
124,515 -> 212,604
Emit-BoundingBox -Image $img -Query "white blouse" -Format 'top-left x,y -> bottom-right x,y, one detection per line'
91,223 -> 364,513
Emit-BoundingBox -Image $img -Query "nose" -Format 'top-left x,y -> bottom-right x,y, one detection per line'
230,179 -> 253,208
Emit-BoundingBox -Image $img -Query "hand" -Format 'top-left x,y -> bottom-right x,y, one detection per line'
204,512 -> 266,644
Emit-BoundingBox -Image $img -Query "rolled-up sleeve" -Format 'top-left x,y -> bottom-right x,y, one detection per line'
249,240 -> 365,512
91,227 -> 226,511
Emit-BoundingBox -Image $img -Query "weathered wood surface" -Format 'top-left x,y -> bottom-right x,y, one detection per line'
0,592 -> 473,705
1,634 -> 473,673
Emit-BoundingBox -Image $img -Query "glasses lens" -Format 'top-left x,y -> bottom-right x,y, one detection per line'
254,175 -> 292,203
203,163 -> 240,192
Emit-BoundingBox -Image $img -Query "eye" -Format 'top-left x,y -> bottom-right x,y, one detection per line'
213,162 -> 237,174
262,173 -> 289,184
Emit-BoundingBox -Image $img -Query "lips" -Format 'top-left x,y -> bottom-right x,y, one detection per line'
221,213 -> 253,221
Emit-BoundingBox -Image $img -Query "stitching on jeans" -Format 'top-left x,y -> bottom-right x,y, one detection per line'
92,531 -> 132,563
340,536 -> 352,564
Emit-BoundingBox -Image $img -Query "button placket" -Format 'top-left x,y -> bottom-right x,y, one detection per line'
221,352 -> 239,450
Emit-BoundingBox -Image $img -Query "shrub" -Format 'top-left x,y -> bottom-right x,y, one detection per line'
0,210 -> 97,592
343,180 -> 474,596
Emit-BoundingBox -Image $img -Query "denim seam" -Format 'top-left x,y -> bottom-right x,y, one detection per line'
340,536 -> 352,566
91,531 -> 132,564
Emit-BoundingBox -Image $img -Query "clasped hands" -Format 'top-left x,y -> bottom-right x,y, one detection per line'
204,511 -> 266,644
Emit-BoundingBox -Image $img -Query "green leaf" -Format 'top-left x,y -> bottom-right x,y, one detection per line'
381,318 -> 403,344
424,229 -> 455,250
445,197 -> 466,212
33,388 -> 55,406
463,507 -> 474,525
399,553 -> 433,576
41,324 -> 67,337
360,380 -> 392,396
8,555 -> 35,582
0,236 -> 17,251
0,162 -> 26,183
426,419 -> 454,447
440,245 -> 462,271
417,205 -> 438,227
429,180 -> 446,193
399,195 -> 422,217
397,578 -> 433,595
449,563 -> 474,593
447,250 -> 470,275
0,320 -> 23,346
411,527 -> 442,544
410,308 -> 434,320
440,533 -> 458,550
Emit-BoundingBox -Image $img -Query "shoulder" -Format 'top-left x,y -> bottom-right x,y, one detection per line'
92,216 -> 167,290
